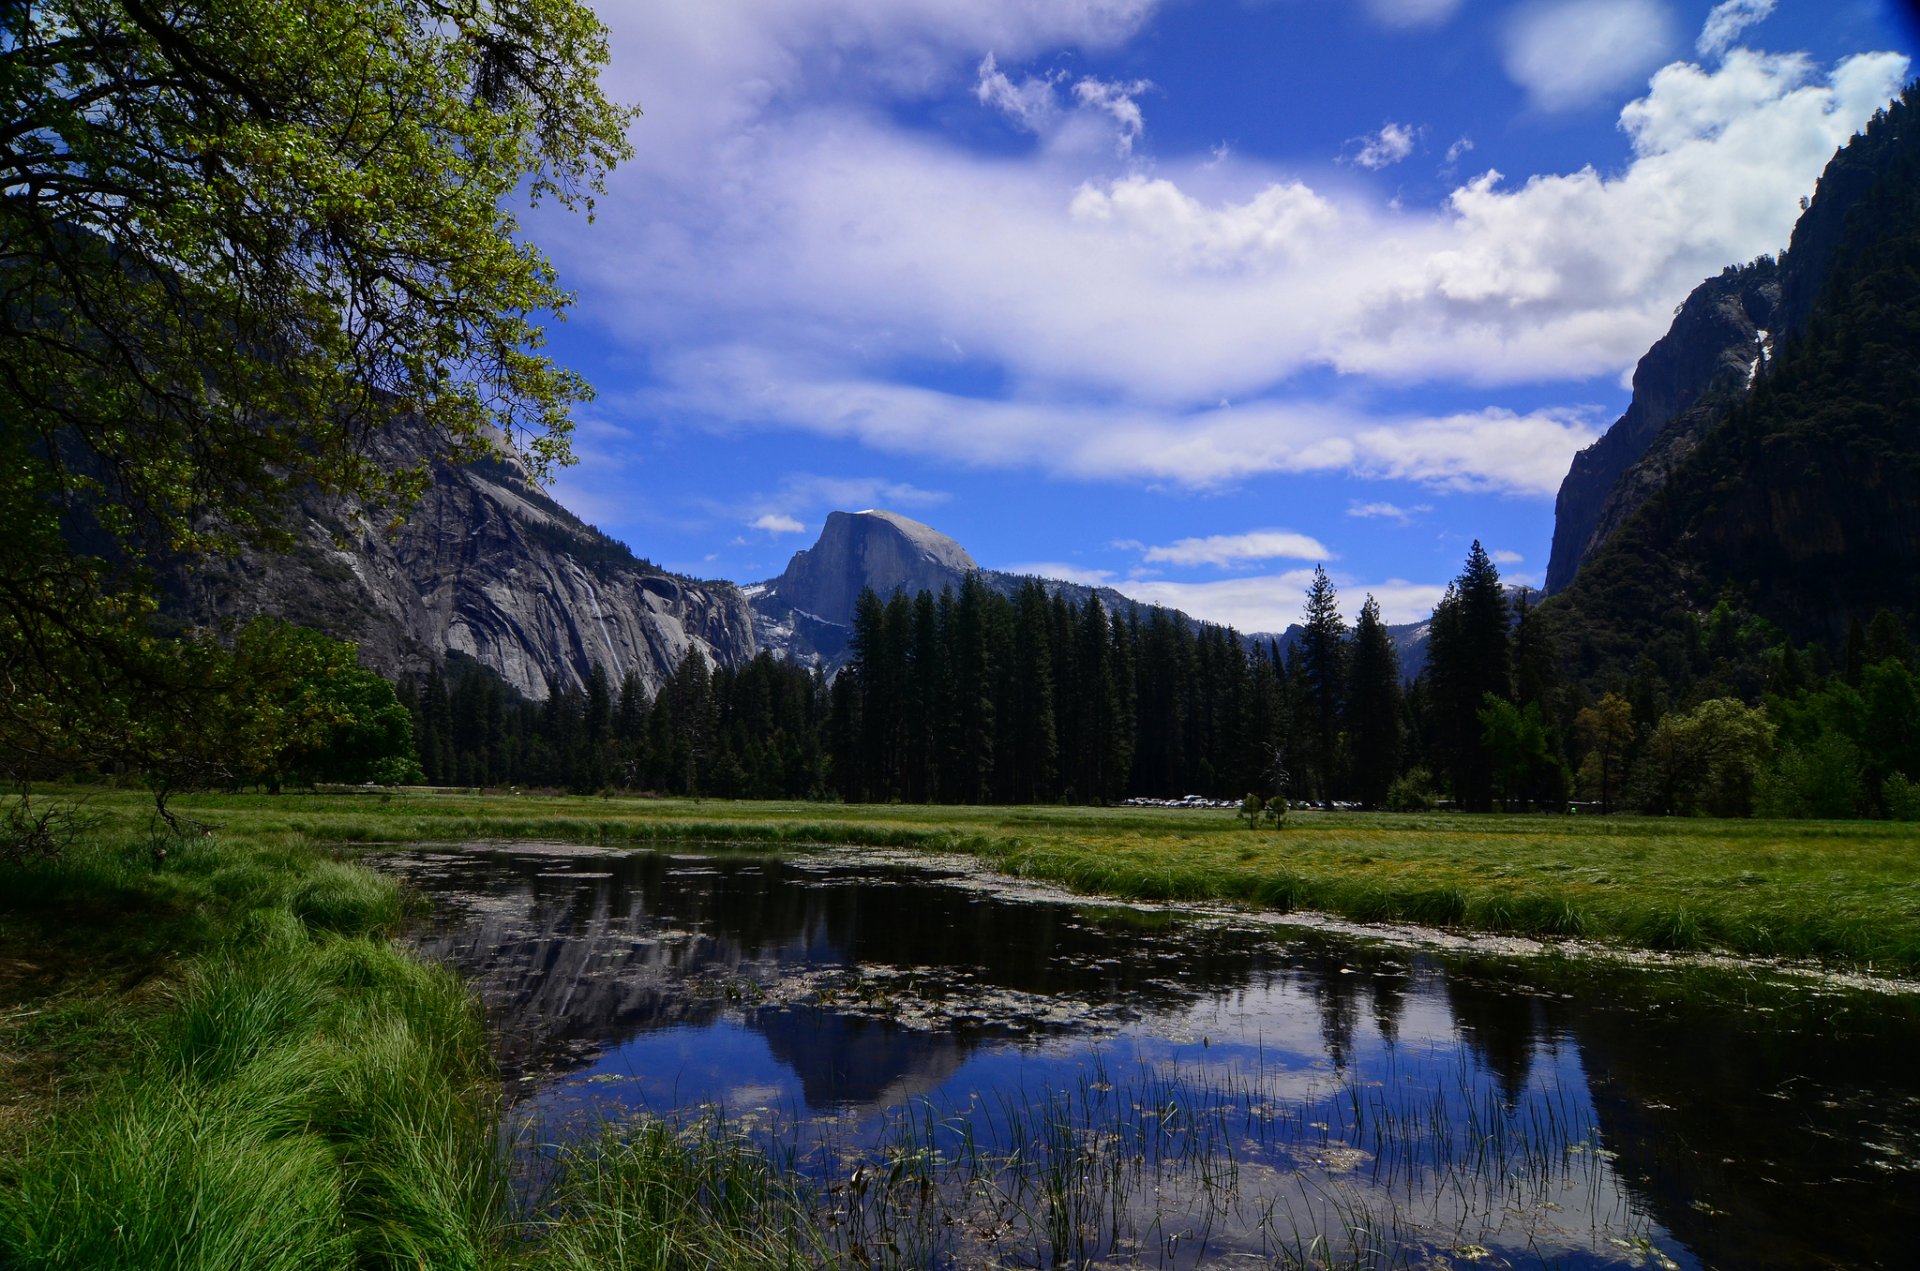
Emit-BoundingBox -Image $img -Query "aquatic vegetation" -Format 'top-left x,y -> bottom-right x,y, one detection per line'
523,1054 -> 1654,1270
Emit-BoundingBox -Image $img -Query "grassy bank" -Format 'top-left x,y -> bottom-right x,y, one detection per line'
0,808 -> 821,1269
0,825 -> 509,1269
124,787 -> 1920,975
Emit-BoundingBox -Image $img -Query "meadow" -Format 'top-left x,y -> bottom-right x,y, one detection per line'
110,787 -> 1920,972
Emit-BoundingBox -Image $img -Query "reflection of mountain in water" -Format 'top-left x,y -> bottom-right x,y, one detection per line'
383,845 -> 1920,1270
385,848 -> 1298,1104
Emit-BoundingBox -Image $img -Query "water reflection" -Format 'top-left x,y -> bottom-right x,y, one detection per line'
377,843 -> 1920,1269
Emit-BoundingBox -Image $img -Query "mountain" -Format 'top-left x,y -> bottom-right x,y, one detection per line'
1545,258 -> 1781,593
169,436 -> 758,701
1547,86 -> 1920,676
744,510 -> 980,667
745,507 -> 1438,679
745,508 -> 1186,671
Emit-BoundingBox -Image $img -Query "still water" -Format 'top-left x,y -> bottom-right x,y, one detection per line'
375,843 -> 1920,1269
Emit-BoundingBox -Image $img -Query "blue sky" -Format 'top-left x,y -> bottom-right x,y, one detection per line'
528,0 -> 1914,633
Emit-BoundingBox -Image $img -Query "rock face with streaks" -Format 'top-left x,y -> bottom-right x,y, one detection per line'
1545,259 -> 1781,595
767,509 -> 979,628
746,509 -> 983,669
170,447 -> 756,700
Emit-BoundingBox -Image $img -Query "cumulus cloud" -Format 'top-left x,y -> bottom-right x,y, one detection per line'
1697,0 -> 1776,60
1503,0 -> 1680,112
1444,136 -> 1475,164
1347,122 -> 1419,170
1118,572 -> 1449,631
1362,0 -> 1464,29
544,3 -> 1906,502
751,513 -> 807,534
1491,549 -> 1525,564
1141,530 -> 1332,568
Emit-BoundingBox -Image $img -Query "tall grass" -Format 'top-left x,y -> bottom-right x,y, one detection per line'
0,829 -> 506,1271
518,1050 -> 1647,1270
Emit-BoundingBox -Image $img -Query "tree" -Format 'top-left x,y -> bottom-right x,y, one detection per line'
1477,694 -> 1563,812
1631,698 -> 1775,817
1574,692 -> 1634,813
1425,542 -> 1510,811
3,0 -> 633,785
1346,595 -> 1401,809
1298,566 -> 1347,808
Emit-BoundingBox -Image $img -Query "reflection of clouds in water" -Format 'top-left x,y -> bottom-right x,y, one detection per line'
724,1082 -> 788,1108
378,843 -> 1920,1271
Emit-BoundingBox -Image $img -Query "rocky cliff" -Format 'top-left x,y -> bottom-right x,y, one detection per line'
1545,260 -> 1780,593
1548,85 -> 1920,671
171,445 -> 757,700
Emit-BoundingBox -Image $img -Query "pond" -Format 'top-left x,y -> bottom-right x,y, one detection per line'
373,842 -> 1920,1269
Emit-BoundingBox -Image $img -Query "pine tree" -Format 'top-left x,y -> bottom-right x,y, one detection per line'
1009,581 -> 1059,802
1347,596 -> 1402,809
1298,566 -> 1348,807
1426,542 -> 1510,811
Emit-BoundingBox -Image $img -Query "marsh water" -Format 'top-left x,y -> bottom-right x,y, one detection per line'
375,843 -> 1920,1269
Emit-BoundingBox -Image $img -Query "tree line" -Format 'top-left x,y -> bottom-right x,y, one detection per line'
405,541 -> 1920,821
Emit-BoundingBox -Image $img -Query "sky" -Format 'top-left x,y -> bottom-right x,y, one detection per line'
526,0 -> 1917,634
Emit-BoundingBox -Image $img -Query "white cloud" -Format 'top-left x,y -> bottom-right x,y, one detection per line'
1697,0 -> 1776,61
975,54 -> 1152,155
1503,0 -> 1680,112
1116,572 -> 1449,631
1347,501 -> 1430,523
647,353 -> 1598,493
975,53 -> 1063,133
1072,75 -> 1154,154
1347,122 -> 1419,170
1352,409 -> 1600,493
1000,562 -> 1117,585
1444,136 -> 1475,164
751,513 -> 807,534
1362,0 -> 1464,28
1491,549 -> 1525,564
771,473 -> 950,512
1141,530 -> 1332,568
1067,175 -> 1338,271
547,5 -> 1906,501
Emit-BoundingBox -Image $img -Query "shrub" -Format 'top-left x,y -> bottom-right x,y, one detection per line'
1385,767 -> 1437,812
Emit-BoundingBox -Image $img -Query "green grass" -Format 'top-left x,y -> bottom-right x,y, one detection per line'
0,827 -> 507,1270
77,786 -> 1920,975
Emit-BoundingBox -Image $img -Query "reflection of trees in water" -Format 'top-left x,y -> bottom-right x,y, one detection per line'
387,847 -> 1920,1271
1369,960 -> 1412,1049
391,850 -> 1285,1093
1442,973 -> 1553,1104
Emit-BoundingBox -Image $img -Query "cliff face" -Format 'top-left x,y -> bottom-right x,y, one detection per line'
767,510 -> 979,628
1545,260 -> 1780,594
172,448 -> 757,700
1549,86 -> 1920,671
748,509 -> 981,669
